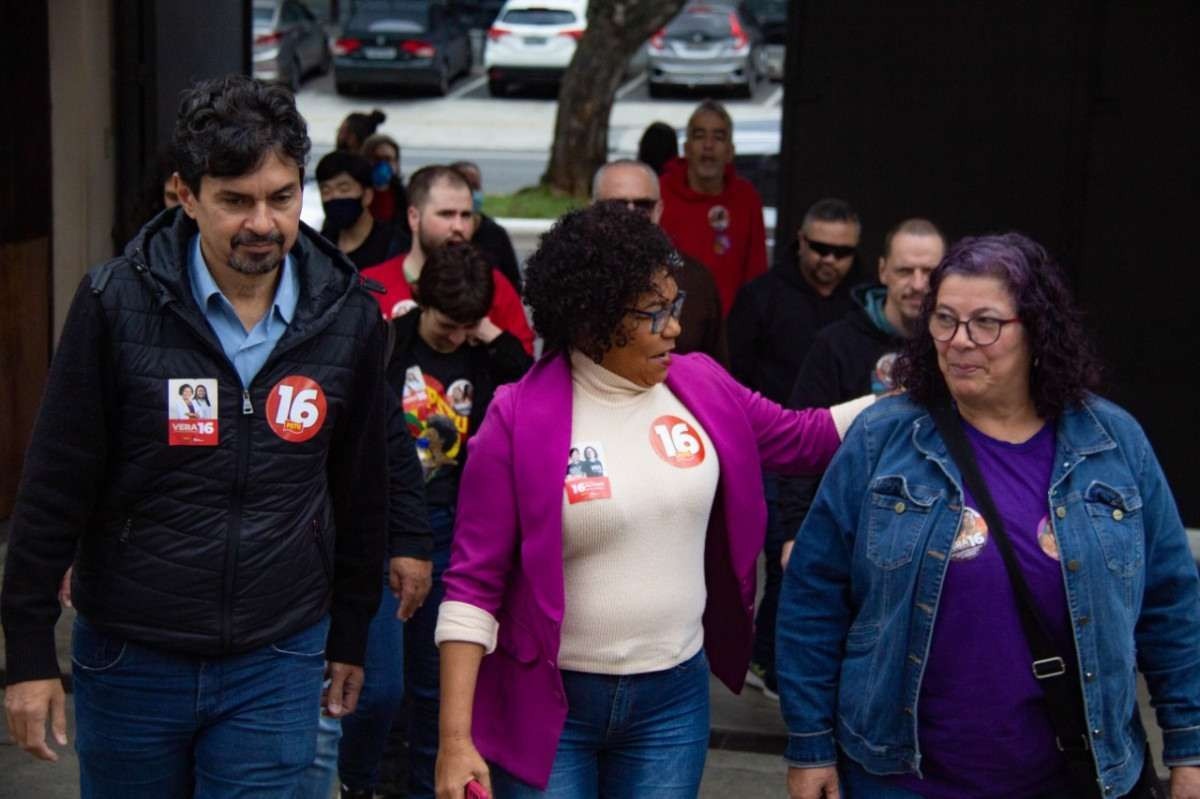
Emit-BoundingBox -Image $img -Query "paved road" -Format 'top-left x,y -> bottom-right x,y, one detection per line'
295,64 -> 783,214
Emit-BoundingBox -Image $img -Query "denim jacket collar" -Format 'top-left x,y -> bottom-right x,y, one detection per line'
911,397 -> 1117,489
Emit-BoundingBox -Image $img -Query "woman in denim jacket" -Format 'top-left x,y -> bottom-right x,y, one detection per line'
777,233 -> 1200,799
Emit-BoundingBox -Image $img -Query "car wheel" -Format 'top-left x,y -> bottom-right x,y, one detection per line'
432,63 -> 451,96
318,43 -> 332,75
648,82 -> 665,99
737,65 -> 756,99
335,79 -> 352,95
288,55 -> 303,93
487,78 -> 506,97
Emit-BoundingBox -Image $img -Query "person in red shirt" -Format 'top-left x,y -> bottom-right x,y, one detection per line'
659,100 -> 767,316
361,166 -> 534,355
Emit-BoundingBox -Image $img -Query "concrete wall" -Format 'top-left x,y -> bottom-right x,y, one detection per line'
49,0 -> 116,339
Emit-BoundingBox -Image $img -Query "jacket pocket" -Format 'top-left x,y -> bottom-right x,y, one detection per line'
1084,481 -> 1144,577
71,616 -> 128,672
311,518 -> 333,584
865,475 -> 939,570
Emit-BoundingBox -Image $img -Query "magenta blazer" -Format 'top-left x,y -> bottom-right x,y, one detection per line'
442,351 -> 841,788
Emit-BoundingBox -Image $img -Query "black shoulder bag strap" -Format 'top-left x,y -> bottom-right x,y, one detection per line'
929,398 -> 1105,799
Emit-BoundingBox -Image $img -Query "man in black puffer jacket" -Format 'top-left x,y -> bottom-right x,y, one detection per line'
1,75 -> 401,796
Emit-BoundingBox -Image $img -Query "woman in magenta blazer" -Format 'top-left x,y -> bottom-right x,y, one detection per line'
433,203 -> 871,798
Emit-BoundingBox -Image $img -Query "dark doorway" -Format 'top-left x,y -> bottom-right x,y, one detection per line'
778,1 -> 1200,523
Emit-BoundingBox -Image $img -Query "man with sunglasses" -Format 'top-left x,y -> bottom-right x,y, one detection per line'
658,100 -> 768,316
778,218 -> 946,567
593,159 -> 728,365
726,197 -> 862,700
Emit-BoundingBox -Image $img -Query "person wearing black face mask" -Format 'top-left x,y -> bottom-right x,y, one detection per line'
315,150 -> 400,271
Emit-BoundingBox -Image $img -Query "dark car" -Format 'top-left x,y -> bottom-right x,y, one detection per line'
744,0 -> 786,79
647,1 -> 768,98
452,0 -> 506,29
334,0 -> 474,95
252,0 -> 332,92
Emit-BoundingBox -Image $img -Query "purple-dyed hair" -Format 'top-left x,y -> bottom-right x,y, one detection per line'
893,232 -> 1104,419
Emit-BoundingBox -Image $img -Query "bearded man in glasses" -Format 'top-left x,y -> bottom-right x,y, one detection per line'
726,197 -> 863,701
593,159 -> 727,365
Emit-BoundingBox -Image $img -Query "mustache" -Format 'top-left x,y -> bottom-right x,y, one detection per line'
231,231 -> 285,247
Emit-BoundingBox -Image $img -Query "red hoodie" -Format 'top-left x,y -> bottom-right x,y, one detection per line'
658,156 -> 767,315
361,253 -> 535,355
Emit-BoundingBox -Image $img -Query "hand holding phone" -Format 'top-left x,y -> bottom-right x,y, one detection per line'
465,779 -> 490,799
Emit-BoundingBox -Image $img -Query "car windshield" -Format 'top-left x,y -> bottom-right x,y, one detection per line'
744,0 -> 786,21
665,8 -> 734,39
349,1 -> 429,32
501,9 -> 577,25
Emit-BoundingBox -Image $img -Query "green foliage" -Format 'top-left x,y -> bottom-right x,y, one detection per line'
482,185 -> 585,219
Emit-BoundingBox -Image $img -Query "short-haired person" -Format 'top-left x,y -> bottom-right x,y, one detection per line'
433,203 -> 874,797
593,158 -> 728,365
729,198 -> 863,405
637,120 -> 679,176
1,75 -> 391,795
361,165 -> 534,354
727,197 -> 863,698
778,219 -> 946,562
659,99 -> 767,315
449,160 -> 522,295
316,150 -> 400,270
389,242 -> 533,797
777,233 -> 1200,798
361,132 -> 410,233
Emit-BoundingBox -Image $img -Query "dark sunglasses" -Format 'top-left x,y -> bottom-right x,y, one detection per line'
601,197 -> 658,216
802,235 -> 856,259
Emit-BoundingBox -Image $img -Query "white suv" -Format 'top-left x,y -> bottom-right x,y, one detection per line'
484,0 -> 588,95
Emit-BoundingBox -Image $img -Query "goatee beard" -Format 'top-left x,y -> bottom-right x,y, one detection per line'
229,231 -> 286,276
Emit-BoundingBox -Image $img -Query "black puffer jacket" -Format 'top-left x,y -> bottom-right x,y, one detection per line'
1,209 -> 388,683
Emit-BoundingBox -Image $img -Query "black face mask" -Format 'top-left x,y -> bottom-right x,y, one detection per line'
322,197 -> 364,234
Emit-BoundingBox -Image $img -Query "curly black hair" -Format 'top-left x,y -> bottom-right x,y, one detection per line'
893,232 -> 1104,419
523,203 -> 681,360
172,75 -> 310,196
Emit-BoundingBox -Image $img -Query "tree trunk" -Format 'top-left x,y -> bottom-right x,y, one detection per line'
542,0 -> 687,196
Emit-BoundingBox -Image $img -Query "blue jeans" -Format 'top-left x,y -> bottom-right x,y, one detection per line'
297,571 -> 405,796
490,649 -> 711,799
405,504 -> 455,798
72,613 -> 327,799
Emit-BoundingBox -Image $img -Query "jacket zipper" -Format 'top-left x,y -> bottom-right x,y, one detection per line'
221,390 -> 254,652
128,245 -> 356,652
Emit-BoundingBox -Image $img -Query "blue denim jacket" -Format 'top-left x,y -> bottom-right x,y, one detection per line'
777,394 -> 1200,797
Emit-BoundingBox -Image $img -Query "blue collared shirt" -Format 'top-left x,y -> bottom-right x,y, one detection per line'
187,235 -> 300,388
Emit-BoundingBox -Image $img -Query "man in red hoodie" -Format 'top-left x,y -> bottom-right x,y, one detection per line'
659,100 -> 767,315
361,165 -> 534,354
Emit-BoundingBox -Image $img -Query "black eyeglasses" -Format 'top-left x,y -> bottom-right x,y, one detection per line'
929,311 -> 1021,345
625,291 -> 687,334
802,235 -> 856,259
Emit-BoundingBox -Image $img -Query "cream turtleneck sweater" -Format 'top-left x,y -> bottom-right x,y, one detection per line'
436,352 -> 720,674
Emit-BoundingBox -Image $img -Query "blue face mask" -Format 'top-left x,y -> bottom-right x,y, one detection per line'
372,160 -> 394,188
472,189 -> 484,215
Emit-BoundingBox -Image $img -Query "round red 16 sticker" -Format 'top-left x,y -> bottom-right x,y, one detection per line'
649,415 -> 706,468
267,376 -> 328,443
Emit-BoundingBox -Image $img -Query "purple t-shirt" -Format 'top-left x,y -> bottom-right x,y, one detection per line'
889,421 -> 1072,798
